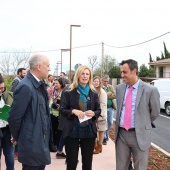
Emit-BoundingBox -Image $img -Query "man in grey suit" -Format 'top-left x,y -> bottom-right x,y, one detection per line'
115,59 -> 160,170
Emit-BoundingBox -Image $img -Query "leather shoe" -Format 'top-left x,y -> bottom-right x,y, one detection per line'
102,139 -> 107,145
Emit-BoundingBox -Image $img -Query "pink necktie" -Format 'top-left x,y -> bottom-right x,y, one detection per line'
124,86 -> 133,131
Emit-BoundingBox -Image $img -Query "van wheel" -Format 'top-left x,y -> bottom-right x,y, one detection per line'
165,103 -> 170,116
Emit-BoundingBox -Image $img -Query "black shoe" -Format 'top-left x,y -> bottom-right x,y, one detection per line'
128,161 -> 134,170
106,136 -> 109,141
102,139 -> 107,145
56,152 -> 66,159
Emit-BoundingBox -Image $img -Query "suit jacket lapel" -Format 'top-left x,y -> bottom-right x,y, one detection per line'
135,80 -> 144,110
118,84 -> 126,115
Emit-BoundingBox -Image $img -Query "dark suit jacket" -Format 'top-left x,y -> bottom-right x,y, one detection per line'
8,71 -> 51,166
60,88 -> 101,138
115,79 -> 160,151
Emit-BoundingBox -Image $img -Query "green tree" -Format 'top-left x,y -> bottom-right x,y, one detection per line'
149,53 -> 154,69
161,52 -> 165,60
138,64 -> 149,77
163,42 -> 170,59
94,55 -> 117,77
156,56 -> 161,61
148,67 -> 156,77
103,55 -> 116,74
4,76 -> 14,91
93,67 -> 101,77
108,66 -> 121,78
149,53 -> 153,62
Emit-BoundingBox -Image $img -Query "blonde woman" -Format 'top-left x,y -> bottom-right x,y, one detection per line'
93,76 -> 107,154
60,65 -> 101,170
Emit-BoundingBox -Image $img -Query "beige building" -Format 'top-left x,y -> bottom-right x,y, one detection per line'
149,58 -> 170,78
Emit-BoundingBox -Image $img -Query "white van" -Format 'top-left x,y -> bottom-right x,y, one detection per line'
150,79 -> 170,116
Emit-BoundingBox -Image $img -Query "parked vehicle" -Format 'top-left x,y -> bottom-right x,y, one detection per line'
150,79 -> 170,116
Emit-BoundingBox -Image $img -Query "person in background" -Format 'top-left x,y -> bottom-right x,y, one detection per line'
60,65 -> 101,170
115,59 -> 160,170
46,74 -> 54,102
0,75 -> 15,170
50,78 -> 66,159
93,76 -> 107,154
8,54 -> 52,170
60,72 -> 66,78
46,74 -> 53,87
60,72 -> 70,85
102,75 -> 116,145
10,68 -> 27,92
58,74 -> 74,165
10,67 -> 27,160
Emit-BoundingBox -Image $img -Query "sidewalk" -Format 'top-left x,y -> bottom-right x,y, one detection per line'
1,139 -> 116,170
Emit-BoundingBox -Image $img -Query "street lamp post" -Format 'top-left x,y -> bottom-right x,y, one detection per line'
70,24 -> 81,80
57,61 -> 61,76
61,49 -> 70,73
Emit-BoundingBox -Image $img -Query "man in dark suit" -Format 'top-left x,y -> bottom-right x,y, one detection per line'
8,54 -> 51,170
10,67 -> 27,160
10,68 -> 27,92
115,59 -> 160,170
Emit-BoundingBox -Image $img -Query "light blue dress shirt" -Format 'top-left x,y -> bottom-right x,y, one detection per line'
120,80 -> 139,128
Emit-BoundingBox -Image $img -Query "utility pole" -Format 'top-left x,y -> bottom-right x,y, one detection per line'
101,42 -> 104,78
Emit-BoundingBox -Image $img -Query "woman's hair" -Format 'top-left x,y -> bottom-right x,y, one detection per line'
47,74 -> 53,82
93,76 -> 102,95
69,65 -> 94,91
0,74 -> 4,84
55,77 -> 66,89
0,74 -> 6,92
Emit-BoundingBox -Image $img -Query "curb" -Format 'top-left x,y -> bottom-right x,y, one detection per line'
151,142 -> 170,157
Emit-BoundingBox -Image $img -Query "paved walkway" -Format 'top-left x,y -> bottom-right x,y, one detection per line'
1,139 -> 116,170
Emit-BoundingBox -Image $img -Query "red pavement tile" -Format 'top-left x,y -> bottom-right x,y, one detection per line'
1,139 -> 116,170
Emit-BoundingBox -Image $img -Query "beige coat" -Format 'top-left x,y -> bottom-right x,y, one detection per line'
99,88 -> 107,119
97,88 -> 107,131
103,84 -> 116,110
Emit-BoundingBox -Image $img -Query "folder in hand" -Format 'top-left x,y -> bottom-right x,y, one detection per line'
0,104 -> 11,122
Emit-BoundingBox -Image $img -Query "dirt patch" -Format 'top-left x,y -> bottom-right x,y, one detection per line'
109,124 -> 170,170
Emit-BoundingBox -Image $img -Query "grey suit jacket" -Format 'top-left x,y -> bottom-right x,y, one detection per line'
115,79 -> 160,151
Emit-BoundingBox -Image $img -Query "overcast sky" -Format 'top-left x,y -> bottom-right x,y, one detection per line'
0,0 -> 170,74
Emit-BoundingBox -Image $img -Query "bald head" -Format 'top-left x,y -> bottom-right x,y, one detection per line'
29,54 -> 50,80
29,54 -> 46,70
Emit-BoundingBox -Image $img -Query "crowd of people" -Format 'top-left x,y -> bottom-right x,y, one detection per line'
0,54 -> 160,170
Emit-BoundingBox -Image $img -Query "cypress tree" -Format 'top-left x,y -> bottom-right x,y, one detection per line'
163,42 -> 170,59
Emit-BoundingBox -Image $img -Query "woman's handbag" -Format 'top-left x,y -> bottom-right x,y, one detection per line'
97,116 -> 107,131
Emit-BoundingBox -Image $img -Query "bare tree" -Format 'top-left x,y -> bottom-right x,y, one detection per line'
0,53 -> 11,75
88,55 -> 98,71
93,55 -> 117,77
0,50 -> 31,76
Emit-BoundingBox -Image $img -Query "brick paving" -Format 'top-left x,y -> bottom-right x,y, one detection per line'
1,139 -> 116,170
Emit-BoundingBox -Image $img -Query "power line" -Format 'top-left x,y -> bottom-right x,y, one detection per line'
105,32 -> 170,48
0,32 -> 169,53
0,49 -> 61,54
72,43 -> 101,49
0,43 -> 101,54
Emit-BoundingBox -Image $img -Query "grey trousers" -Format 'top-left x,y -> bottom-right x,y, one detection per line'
116,128 -> 149,170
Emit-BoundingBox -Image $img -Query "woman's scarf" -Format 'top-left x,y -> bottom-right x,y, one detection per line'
77,84 -> 90,112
